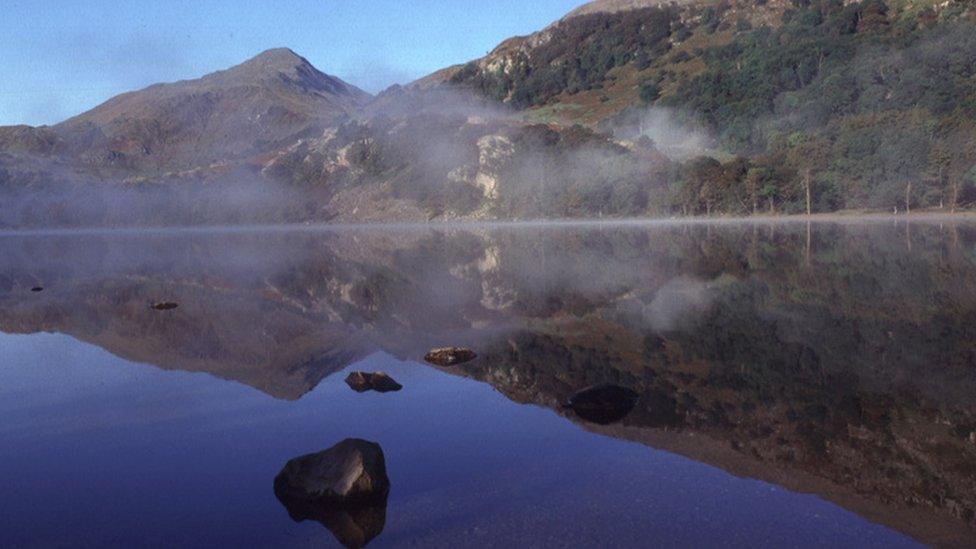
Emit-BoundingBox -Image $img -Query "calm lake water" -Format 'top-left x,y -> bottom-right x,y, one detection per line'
1,220 -> 974,548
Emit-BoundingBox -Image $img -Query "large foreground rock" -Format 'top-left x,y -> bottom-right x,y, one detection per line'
274,439 -> 390,547
274,439 -> 390,504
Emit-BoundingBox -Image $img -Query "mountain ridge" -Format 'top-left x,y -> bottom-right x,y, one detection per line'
19,48 -> 370,173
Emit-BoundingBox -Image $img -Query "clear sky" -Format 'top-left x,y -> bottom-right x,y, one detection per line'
0,0 -> 587,126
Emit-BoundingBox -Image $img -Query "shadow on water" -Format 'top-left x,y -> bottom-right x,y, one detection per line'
2,220 -> 976,546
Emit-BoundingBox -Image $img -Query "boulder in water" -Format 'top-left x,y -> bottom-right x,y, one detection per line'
424,347 -> 476,366
30,286 -> 43,293
150,301 -> 179,311
274,439 -> 390,505
345,372 -> 402,393
567,383 -> 640,425
274,439 -> 390,548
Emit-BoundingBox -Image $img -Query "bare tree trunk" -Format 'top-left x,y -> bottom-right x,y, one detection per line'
951,180 -> 960,213
804,168 -> 812,216
905,182 -> 912,215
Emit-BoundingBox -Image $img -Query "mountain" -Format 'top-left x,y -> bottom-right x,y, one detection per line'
19,48 -> 370,173
4,0 -> 976,228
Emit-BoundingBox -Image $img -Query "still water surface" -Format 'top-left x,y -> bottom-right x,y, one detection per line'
1,220 -> 974,547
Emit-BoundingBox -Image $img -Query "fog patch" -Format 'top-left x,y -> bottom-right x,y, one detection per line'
646,276 -> 718,332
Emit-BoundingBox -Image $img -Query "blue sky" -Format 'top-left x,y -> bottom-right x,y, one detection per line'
0,0 -> 586,126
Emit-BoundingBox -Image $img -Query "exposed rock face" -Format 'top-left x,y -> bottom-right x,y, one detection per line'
345,372 -> 403,393
567,384 -> 640,425
274,439 -> 390,504
424,347 -> 477,366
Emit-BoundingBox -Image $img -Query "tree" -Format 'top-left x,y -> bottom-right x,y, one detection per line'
639,81 -> 662,103
785,133 -> 830,215
745,166 -> 770,214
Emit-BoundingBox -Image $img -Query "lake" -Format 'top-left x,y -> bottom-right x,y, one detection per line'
1,219 -> 974,548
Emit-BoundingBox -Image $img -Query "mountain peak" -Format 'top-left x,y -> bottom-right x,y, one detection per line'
236,47 -> 311,71
211,47 -> 364,98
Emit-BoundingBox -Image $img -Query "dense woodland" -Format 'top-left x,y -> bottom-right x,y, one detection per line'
451,0 -> 976,216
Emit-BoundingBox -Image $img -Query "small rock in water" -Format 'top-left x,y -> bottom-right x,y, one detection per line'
567,383 -> 640,425
30,286 -> 44,293
150,302 -> 179,311
274,439 -> 390,548
424,347 -> 476,366
345,372 -> 372,393
345,372 -> 402,393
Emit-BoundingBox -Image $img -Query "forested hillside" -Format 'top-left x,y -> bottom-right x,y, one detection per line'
448,0 -> 976,215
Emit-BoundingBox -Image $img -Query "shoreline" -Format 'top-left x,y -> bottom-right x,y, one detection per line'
0,211 -> 974,237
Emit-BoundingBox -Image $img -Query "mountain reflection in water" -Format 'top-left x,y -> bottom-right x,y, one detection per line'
1,220 -> 974,547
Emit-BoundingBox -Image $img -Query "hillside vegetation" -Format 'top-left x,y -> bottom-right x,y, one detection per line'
449,0 -> 976,215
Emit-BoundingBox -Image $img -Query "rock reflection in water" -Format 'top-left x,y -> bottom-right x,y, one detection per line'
566,383 -> 640,425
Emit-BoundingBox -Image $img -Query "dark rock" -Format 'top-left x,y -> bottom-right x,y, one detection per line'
368,372 -> 402,393
274,439 -> 390,504
150,302 -> 179,311
30,286 -> 43,292
424,347 -> 476,366
345,372 -> 403,393
567,383 -> 640,425
274,439 -> 390,548
345,372 -> 373,393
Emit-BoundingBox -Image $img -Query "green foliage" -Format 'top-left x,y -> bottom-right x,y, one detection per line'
639,81 -> 662,104
452,7 -> 677,108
